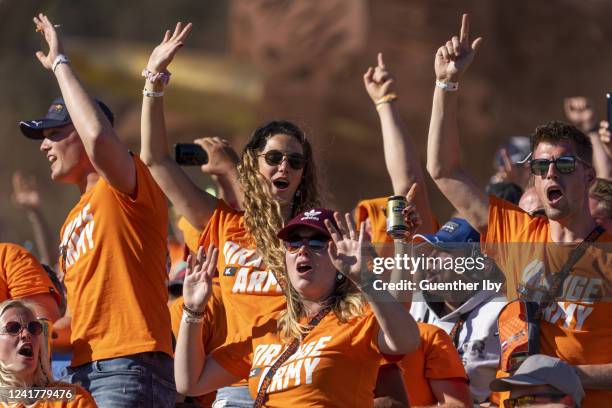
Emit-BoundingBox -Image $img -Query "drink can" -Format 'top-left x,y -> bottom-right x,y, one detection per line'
386,195 -> 407,238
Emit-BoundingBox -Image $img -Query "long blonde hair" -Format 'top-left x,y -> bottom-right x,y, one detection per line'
0,300 -> 53,392
238,120 -> 320,288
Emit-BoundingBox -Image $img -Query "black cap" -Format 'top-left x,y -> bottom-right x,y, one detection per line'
19,97 -> 114,140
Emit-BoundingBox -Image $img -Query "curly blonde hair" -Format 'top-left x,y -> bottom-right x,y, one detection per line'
238,121 -> 320,288
0,300 -> 53,395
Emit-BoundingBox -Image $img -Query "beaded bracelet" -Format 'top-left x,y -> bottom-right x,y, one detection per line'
141,68 -> 171,86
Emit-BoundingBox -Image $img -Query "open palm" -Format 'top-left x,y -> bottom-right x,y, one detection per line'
326,213 -> 371,286
146,22 -> 193,74
183,245 -> 218,312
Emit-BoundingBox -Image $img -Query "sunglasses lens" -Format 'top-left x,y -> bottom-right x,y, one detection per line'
285,241 -> 302,253
28,321 -> 43,336
5,322 -> 21,335
288,154 -> 306,170
264,150 -> 284,166
530,159 -> 549,176
556,157 -> 576,174
308,240 -> 327,250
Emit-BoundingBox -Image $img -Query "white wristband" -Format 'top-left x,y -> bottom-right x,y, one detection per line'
435,80 -> 459,92
182,312 -> 204,324
143,89 -> 164,98
52,54 -> 70,73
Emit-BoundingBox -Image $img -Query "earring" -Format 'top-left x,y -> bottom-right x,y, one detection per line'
336,272 -> 345,282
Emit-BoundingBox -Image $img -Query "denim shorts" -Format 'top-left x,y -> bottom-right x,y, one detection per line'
212,385 -> 254,408
61,352 -> 175,408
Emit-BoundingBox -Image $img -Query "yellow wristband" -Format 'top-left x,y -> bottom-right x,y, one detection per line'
375,93 -> 398,110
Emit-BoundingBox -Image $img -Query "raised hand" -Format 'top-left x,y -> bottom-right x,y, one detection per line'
194,137 -> 240,176
564,97 -> 596,133
33,13 -> 64,71
599,120 -> 611,156
401,183 -> 422,239
182,245 -> 218,312
363,52 -> 395,102
325,212 -> 372,287
146,22 -> 193,74
435,13 -> 483,83
11,171 -> 41,210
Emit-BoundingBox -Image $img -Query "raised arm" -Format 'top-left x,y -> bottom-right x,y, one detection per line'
426,14 -> 489,233
364,53 -> 436,233
140,23 -> 219,230
34,14 -> 135,195
174,245 -> 240,395
326,207 -> 420,356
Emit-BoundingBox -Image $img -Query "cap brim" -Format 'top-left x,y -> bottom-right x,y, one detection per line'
413,234 -> 437,244
277,223 -> 331,241
489,374 -> 547,391
19,119 -> 71,140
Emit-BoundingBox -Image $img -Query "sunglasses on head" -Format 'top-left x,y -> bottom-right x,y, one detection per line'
259,150 -> 306,170
0,321 -> 43,336
529,155 -> 590,176
284,237 -> 329,253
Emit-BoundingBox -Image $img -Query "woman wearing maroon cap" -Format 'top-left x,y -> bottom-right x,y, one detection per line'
174,205 -> 421,407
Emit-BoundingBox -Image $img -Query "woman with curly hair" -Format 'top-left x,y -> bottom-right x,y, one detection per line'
174,209 -> 420,407
140,23 -> 320,406
0,299 -> 96,407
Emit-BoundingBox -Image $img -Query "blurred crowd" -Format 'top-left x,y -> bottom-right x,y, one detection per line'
0,11 -> 610,408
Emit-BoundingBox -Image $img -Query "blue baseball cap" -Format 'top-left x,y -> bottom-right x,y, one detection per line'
413,218 -> 480,247
19,97 -> 114,140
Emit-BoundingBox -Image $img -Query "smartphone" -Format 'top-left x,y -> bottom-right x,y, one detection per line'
607,92 -> 612,131
174,143 -> 208,166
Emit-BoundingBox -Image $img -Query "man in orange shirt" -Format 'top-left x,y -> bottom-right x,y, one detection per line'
19,15 -> 174,407
426,14 -> 612,408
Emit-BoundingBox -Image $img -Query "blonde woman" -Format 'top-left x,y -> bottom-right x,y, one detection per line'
140,23 -> 320,406
0,300 -> 96,407
175,208 -> 420,407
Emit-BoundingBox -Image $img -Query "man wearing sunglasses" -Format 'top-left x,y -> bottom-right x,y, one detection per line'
490,354 -> 584,408
426,14 -> 612,408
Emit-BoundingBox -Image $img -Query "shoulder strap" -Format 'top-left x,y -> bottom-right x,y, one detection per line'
535,226 -> 604,319
253,307 -> 331,408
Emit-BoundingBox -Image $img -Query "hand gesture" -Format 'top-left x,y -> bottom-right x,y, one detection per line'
363,53 -> 395,103
33,13 -> 64,71
599,120 -> 612,157
564,97 -> 596,133
194,137 -> 240,175
401,183 -> 422,239
325,213 -> 372,287
182,245 -> 218,312
11,171 -> 41,210
146,22 -> 193,74
435,14 -> 483,82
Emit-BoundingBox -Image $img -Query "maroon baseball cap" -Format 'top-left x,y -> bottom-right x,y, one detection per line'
277,208 -> 339,240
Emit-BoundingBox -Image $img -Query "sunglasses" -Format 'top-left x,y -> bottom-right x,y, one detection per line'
259,150 -> 306,170
284,238 -> 329,253
0,321 -> 43,336
504,393 -> 567,407
529,155 -> 590,176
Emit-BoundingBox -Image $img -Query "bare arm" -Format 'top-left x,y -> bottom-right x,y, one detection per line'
426,14 -> 489,234
34,14 -> 135,195
11,172 -> 58,267
195,137 -> 244,210
140,23 -> 218,230
27,293 -> 60,322
430,378 -> 473,407
593,121 -> 612,179
364,53 -> 436,234
174,246 -> 240,395
575,363 -> 612,390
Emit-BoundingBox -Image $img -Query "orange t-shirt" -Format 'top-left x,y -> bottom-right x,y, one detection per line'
485,196 -> 612,408
169,282 -> 226,407
398,323 -> 467,407
212,309 -> 390,407
59,156 -> 172,366
198,201 -> 287,336
177,216 -> 202,254
0,383 -> 97,407
355,197 -> 393,245
0,243 -> 61,305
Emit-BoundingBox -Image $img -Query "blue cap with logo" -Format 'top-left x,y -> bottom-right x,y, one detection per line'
413,217 -> 480,246
19,97 -> 114,140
